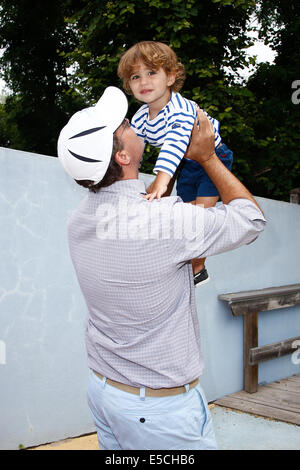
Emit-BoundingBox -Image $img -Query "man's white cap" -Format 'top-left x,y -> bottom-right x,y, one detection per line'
57,86 -> 128,183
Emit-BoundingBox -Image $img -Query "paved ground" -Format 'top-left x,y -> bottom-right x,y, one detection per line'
29,404 -> 300,450
30,433 -> 99,450
212,406 -> 300,450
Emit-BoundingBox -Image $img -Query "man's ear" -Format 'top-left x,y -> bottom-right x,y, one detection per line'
115,149 -> 131,166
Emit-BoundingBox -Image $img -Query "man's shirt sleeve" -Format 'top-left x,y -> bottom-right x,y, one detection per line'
172,198 -> 266,264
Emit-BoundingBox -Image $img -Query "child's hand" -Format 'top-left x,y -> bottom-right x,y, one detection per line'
145,181 -> 169,202
145,171 -> 171,202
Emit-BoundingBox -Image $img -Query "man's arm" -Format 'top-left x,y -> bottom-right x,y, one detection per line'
185,109 -> 264,216
169,108 -> 266,265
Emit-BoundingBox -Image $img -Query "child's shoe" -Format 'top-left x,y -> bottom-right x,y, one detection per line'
194,268 -> 210,287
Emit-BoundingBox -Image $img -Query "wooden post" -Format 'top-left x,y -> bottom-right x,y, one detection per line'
290,188 -> 300,204
218,285 -> 300,394
244,312 -> 258,393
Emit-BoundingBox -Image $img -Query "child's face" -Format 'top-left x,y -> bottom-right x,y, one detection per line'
129,62 -> 176,110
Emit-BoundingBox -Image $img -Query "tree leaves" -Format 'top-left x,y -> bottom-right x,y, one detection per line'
0,0 -> 299,200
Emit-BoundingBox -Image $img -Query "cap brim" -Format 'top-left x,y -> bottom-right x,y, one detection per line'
94,86 -> 128,131
57,86 -> 128,184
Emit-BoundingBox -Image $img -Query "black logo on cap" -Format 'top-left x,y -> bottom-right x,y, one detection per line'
67,126 -> 106,162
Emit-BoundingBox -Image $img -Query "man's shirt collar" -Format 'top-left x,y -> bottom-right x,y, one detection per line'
90,179 -> 147,197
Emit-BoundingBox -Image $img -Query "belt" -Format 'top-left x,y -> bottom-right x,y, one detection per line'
93,371 -> 199,397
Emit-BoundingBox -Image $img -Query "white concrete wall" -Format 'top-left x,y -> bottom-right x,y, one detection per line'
0,147 -> 299,449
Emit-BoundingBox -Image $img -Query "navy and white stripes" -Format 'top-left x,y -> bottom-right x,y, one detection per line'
131,92 -> 221,178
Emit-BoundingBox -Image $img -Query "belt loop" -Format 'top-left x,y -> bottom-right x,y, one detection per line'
139,387 -> 146,400
184,383 -> 190,393
102,376 -> 107,388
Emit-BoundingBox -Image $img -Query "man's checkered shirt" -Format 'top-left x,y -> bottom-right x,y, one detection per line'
67,180 -> 265,388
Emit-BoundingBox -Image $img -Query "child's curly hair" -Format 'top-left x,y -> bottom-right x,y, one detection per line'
118,41 -> 186,95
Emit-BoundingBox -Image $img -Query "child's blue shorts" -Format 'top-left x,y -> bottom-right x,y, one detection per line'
176,143 -> 233,202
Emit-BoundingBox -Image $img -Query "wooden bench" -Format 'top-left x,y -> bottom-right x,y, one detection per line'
218,284 -> 300,393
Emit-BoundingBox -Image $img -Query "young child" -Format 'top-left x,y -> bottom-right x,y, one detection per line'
118,41 -> 233,286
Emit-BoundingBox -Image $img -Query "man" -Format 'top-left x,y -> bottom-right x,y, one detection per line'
58,86 -> 266,450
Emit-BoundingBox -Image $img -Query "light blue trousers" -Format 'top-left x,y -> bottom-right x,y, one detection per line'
87,369 -> 218,450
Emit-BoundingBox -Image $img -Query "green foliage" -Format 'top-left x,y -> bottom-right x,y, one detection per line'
0,0 -> 84,155
0,0 -> 299,201
64,0 -> 256,180
238,0 -> 300,200
64,0 -> 256,98
0,99 -> 27,150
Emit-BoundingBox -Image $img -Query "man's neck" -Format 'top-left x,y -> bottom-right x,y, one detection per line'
119,168 -> 139,181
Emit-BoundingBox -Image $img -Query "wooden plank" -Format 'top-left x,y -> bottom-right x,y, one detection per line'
286,375 -> 300,384
218,284 -> 300,316
228,292 -> 300,316
218,284 -> 300,302
214,397 -> 300,426
264,381 -> 300,394
244,313 -> 258,393
219,388 -> 300,413
215,375 -> 300,425
249,336 -> 300,365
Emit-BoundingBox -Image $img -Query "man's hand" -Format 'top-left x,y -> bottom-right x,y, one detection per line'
185,108 -> 216,165
185,110 -> 264,216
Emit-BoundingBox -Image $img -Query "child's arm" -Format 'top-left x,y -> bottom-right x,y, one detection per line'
145,171 -> 172,202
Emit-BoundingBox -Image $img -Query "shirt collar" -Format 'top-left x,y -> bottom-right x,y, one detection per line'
146,91 -> 176,119
90,179 -> 147,197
